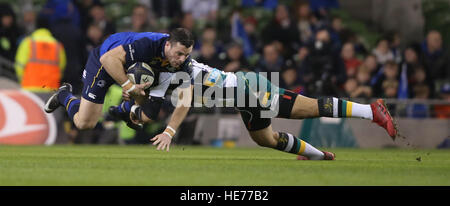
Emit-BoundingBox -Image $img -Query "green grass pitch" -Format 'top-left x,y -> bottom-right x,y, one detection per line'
0,145 -> 449,186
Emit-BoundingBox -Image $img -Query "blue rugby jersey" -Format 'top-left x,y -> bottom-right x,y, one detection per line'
99,32 -> 192,74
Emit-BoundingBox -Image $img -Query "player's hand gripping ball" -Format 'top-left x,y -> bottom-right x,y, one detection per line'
126,62 -> 159,92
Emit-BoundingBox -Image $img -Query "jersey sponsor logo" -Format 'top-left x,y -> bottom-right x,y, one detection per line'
97,80 -> 106,88
324,98 -> 333,114
0,90 -> 56,145
204,69 -> 221,87
128,44 -> 135,61
88,93 -> 97,99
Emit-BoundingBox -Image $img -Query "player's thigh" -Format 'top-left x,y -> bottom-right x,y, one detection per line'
289,94 -> 319,119
74,97 -> 103,127
248,124 -> 278,148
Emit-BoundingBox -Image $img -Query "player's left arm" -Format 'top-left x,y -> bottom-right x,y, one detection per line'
100,46 -> 149,98
151,85 -> 193,151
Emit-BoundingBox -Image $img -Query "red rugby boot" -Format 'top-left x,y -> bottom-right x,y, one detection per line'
296,151 -> 335,160
370,99 -> 398,140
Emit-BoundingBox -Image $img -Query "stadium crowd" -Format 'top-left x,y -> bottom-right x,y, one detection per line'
0,0 -> 449,144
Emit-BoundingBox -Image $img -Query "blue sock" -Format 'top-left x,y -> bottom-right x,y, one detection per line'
117,100 -> 134,113
57,90 -> 70,106
66,98 -> 80,121
58,91 -> 79,121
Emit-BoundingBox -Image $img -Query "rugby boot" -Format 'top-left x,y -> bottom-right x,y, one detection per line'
44,83 -> 72,113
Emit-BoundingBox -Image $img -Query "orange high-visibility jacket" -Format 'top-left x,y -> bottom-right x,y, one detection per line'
15,28 -> 66,92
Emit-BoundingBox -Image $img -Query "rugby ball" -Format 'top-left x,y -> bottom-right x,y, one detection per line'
126,62 -> 158,90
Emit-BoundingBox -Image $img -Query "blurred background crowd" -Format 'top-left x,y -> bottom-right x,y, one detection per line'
0,0 -> 449,144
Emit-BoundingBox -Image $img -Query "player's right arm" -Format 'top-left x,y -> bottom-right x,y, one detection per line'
99,46 -> 149,98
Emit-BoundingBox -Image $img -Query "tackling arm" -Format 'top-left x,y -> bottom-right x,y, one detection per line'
166,85 -> 193,131
150,85 -> 193,151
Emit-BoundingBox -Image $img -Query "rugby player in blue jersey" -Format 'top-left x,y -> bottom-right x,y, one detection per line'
44,28 -> 195,131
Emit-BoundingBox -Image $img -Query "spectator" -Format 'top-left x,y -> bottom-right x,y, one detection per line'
85,23 -> 104,51
410,66 -> 430,99
384,60 -> 399,78
387,31 -> 402,63
180,12 -> 195,32
130,4 -> 157,32
200,25 -> 217,45
403,44 -> 422,77
280,65 -> 303,94
0,3 -> 22,63
181,0 -> 218,21
360,54 -> 378,76
294,0 -> 314,45
40,0 -> 81,27
372,37 -> 394,65
15,16 -> 66,92
19,4 -> 36,36
398,44 -> 422,99
197,43 -> 224,69
355,67 -> 373,98
293,46 -> 309,67
14,15 -> 67,139
256,43 -> 284,73
340,29 -> 368,56
341,42 -> 362,78
196,25 -> 223,54
329,16 -> 343,48
262,4 -> 300,59
343,67 -> 372,99
343,78 -> 358,97
356,67 -> 371,86
420,30 -> 450,97
382,81 -> 398,100
222,40 -> 249,72
196,26 -> 221,63
88,3 -> 116,39
308,10 -> 326,33
406,66 -> 430,118
301,29 -> 346,96
242,16 -> 262,55
377,60 -> 399,98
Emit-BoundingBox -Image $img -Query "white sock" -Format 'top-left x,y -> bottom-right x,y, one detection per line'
301,140 -> 325,160
351,102 -> 373,120
277,132 -> 324,160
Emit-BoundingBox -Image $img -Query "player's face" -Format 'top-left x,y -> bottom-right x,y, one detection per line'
165,42 -> 192,68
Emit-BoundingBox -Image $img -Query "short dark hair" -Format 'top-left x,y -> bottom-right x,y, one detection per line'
168,28 -> 194,48
385,60 -> 397,68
